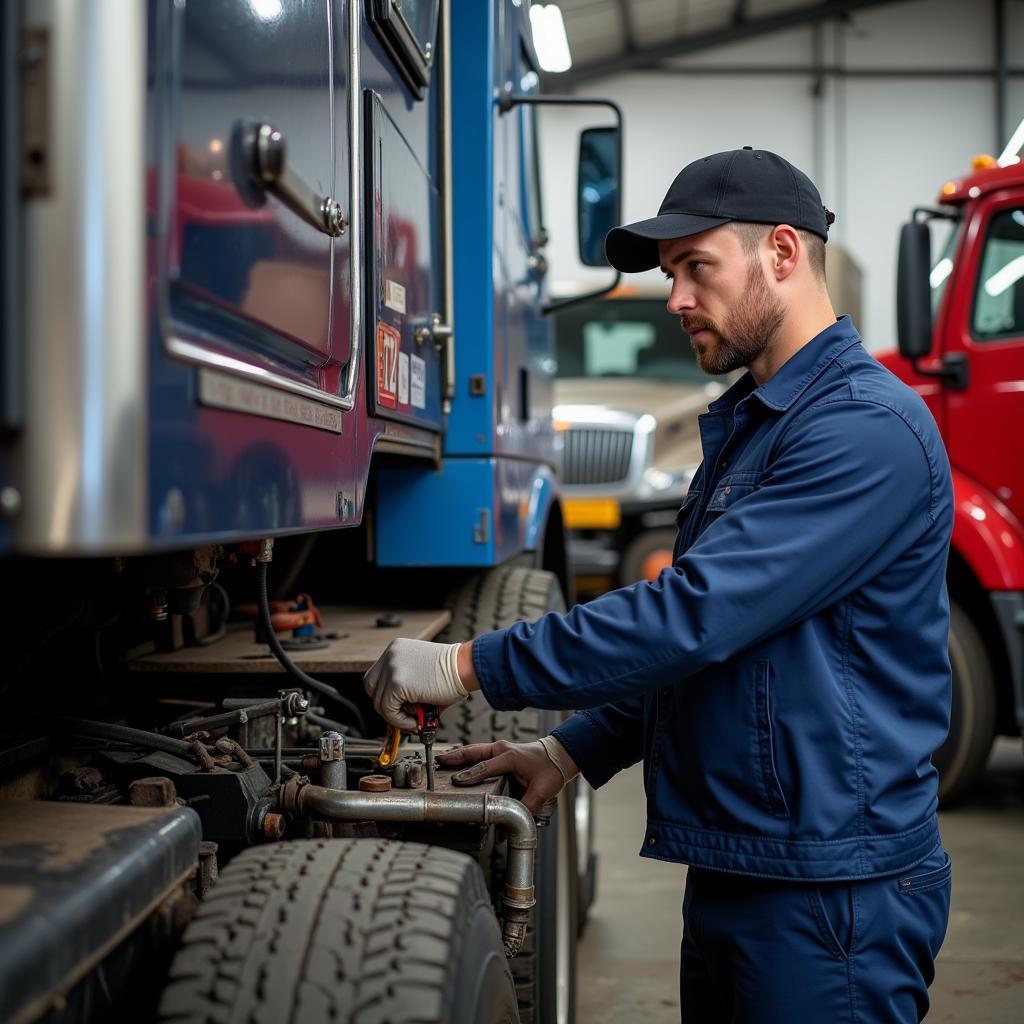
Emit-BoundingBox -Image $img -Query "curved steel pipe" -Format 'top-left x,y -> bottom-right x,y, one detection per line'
289,782 -> 538,956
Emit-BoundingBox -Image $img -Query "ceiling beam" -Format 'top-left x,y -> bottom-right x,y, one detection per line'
616,0 -> 638,53
557,0 -> 901,89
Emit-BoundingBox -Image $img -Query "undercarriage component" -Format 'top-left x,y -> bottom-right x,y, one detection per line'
159,840 -> 519,1024
0,801 -> 200,1024
279,776 -> 537,957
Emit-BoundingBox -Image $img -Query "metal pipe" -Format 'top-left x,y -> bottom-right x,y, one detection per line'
289,782 -> 538,957
51,716 -> 204,758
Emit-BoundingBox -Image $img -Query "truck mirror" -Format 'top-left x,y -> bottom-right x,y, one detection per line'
897,221 -> 934,359
577,126 -> 621,267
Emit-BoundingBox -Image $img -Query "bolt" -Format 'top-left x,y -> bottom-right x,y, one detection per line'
150,591 -> 169,622
262,811 -> 286,840
130,776 -> 178,807
322,198 -> 346,236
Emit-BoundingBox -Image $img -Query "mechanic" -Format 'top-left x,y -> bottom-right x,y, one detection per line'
364,148 -> 954,1023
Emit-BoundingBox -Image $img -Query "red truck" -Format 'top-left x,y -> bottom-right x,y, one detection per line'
882,154 -> 1024,802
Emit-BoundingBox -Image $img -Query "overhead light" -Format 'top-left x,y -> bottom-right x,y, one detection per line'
249,0 -> 283,21
983,254 -> 1024,297
998,116 -> 1024,166
530,4 -> 572,73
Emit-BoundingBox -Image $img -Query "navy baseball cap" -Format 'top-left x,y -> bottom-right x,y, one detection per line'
605,147 -> 835,273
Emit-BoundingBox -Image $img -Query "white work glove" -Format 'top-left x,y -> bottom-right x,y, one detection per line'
363,638 -> 468,731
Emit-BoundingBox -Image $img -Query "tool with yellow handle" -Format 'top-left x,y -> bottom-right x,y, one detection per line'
377,724 -> 402,768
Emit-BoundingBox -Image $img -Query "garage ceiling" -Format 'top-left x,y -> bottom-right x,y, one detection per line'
553,0 -> 908,87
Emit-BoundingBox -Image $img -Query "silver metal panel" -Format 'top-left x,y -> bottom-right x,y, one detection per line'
16,0 -> 146,553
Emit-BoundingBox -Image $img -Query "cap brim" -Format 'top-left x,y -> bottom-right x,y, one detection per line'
604,213 -> 732,272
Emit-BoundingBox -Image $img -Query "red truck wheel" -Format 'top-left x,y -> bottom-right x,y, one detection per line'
935,602 -> 997,804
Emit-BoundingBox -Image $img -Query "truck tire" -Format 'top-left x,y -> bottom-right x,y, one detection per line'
158,839 -> 519,1024
438,565 -> 581,1024
935,602 -> 997,804
618,527 -> 678,585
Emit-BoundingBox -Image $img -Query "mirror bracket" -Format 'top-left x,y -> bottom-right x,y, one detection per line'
499,91 -> 623,315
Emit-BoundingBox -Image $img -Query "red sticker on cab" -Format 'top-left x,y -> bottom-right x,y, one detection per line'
376,322 -> 400,410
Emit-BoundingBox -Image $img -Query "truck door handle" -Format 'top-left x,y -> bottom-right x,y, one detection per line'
232,120 -> 346,238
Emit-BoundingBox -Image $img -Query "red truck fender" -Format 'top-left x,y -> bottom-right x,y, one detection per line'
951,468 -> 1024,590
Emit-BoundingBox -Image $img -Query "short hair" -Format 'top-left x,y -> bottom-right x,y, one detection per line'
728,221 -> 827,282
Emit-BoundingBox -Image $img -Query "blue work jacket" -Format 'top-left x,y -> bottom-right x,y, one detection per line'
474,317 -> 953,881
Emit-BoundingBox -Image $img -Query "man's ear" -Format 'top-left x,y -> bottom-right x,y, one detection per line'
768,225 -> 800,282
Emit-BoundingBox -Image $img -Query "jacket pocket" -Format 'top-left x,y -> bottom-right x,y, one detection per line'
898,852 -> 952,895
752,659 -> 791,820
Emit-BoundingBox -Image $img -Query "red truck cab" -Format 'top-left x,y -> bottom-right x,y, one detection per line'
880,155 -> 1024,801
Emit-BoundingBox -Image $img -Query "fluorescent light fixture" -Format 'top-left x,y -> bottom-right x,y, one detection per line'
984,254 -> 1024,297
530,3 -> 572,73
929,257 -> 953,290
998,116 -> 1024,166
249,0 -> 283,21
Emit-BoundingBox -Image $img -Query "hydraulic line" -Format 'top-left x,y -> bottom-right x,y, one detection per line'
255,559 -> 366,736
281,779 -> 538,957
50,717 -> 206,758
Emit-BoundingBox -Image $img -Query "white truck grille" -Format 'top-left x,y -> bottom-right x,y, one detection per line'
562,426 -> 635,485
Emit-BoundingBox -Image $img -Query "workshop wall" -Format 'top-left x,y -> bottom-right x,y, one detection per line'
540,0 -> 1024,351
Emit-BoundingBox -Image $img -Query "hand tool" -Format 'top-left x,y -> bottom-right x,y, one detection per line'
377,724 -> 402,769
416,703 -> 440,790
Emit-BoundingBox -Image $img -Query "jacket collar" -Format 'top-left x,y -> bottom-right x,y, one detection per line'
708,316 -> 862,415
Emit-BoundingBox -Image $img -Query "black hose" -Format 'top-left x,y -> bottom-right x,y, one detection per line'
50,717 -> 200,758
307,711 -> 350,735
256,561 -> 367,736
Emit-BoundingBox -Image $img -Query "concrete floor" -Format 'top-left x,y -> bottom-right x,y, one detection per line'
577,738 -> 1024,1022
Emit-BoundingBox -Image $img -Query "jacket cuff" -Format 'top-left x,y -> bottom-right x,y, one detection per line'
551,712 -> 620,789
472,628 -> 524,711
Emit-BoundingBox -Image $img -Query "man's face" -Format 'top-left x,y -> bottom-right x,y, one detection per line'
657,226 -> 786,376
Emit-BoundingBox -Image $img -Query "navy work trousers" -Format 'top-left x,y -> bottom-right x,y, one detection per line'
680,845 -> 952,1023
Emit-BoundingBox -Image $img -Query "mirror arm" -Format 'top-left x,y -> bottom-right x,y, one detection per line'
498,92 -> 624,316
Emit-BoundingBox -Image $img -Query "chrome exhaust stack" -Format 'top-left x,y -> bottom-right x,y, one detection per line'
279,777 -> 537,956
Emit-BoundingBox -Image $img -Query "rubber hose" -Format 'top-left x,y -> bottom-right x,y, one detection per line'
51,717 -> 198,758
256,561 -> 367,736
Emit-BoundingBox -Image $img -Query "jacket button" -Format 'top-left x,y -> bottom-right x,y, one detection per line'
723,484 -> 732,495
647,836 -> 657,847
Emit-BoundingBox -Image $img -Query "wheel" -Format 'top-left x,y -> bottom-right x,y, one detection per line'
439,565 -> 578,1024
158,839 -> 519,1024
618,528 -> 677,585
935,601 -> 997,804
573,778 -> 597,936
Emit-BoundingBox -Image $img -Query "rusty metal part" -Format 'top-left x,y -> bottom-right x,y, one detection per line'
129,777 -> 178,808
301,754 -> 321,772
358,774 -> 391,792
186,732 -> 217,772
319,731 -> 346,790
196,841 -> 218,898
279,778 -> 537,956
392,756 -> 425,789
163,698 -> 283,740
213,737 -> 256,769
261,811 -> 286,840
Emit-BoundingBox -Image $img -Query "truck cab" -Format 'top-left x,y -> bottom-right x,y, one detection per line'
0,3 -> 618,1021
882,155 -> 1024,801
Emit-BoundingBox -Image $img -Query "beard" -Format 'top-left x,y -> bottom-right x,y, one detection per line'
681,260 -> 786,376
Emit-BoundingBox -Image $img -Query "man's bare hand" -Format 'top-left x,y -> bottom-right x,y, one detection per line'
437,738 -> 576,814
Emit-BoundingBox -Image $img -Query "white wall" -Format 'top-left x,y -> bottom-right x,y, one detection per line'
540,0 -> 1024,351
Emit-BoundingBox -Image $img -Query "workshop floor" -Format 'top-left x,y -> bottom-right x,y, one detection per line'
577,738 -> 1024,1023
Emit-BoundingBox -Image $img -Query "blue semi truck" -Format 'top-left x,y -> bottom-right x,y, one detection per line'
0,3 -> 620,1022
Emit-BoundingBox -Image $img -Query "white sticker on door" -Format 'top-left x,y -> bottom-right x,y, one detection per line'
385,280 -> 406,315
398,351 -> 410,407
410,354 -> 426,409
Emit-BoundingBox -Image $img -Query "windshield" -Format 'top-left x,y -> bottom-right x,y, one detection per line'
554,298 -> 718,384
929,218 -> 963,317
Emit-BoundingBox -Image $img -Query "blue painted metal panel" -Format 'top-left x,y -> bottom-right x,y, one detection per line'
376,456 -> 557,567
375,459 -> 496,566
443,1 -> 494,456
